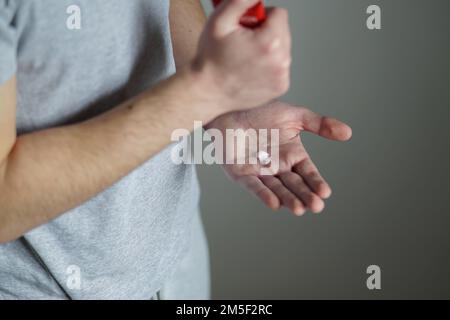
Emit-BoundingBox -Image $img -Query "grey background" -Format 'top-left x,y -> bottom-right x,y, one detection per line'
198,0 -> 450,299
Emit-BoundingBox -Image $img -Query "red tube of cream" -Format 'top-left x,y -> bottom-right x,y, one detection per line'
212,0 -> 266,28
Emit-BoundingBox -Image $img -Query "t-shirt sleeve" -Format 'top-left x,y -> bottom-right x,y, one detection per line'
0,0 -> 18,84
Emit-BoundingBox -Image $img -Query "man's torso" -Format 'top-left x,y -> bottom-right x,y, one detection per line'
0,0 -> 202,300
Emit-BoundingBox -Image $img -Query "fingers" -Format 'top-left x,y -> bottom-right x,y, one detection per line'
278,172 -> 325,214
260,7 -> 290,36
213,0 -> 261,37
294,158 -> 332,199
233,140 -> 333,215
258,7 -> 292,68
297,108 -> 353,141
237,175 -> 280,210
245,166 -> 329,215
260,176 -> 305,216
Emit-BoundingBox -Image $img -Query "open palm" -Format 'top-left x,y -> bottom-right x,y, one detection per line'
207,101 -> 352,216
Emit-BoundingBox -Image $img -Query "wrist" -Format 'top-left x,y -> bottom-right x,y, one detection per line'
185,58 -> 234,118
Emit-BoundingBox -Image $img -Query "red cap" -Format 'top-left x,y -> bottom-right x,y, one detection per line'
212,0 -> 266,28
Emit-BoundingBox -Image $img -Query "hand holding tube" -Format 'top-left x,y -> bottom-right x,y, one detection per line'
192,0 -> 292,114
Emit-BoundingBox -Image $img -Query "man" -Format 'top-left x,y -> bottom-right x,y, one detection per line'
0,0 -> 351,299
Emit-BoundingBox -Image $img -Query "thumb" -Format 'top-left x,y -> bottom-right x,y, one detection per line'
212,0 -> 261,37
297,107 -> 353,141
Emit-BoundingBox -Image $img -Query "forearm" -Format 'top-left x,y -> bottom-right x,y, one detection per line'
0,67 -> 216,243
170,0 -> 207,69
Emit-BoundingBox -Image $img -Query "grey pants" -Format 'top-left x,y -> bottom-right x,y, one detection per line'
152,212 -> 211,300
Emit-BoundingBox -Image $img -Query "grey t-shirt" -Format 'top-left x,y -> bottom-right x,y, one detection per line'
0,0 -> 204,299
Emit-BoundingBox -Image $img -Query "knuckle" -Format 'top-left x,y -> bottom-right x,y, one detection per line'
272,64 -> 286,77
281,55 -> 292,69
259,40 -> 275,55
270,55 -> 291,75
285,56 -> 293,68
266,49 -> 291,68
276,77 -> 290,95
258,36 -> 281,55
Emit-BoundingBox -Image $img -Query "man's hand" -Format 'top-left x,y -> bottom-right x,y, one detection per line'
207,101 -> 352,216
193,1 -> 292,113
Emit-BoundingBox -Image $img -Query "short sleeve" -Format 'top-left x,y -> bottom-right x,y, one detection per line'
0,0 -> 18,84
